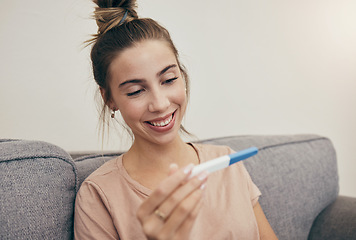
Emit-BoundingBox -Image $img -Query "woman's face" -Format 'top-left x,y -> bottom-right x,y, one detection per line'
106,40 -> 187,146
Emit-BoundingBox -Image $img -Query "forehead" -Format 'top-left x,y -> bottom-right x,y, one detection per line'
109,40 -> 178,82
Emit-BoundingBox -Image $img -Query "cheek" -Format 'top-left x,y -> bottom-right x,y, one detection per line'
120,103 -> 142,119
115,98 -> 145,126
173,86 -> 187,109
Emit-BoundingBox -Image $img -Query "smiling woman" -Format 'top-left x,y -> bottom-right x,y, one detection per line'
88,4 -> 191,139
73,0 -> 278,239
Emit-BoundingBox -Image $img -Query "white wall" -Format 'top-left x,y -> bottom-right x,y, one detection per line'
1,0 -> 355,197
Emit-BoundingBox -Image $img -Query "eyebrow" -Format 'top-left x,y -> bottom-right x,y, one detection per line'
158,64 -> 177,77
118,64 -> 178,88
119,79 -> 143,88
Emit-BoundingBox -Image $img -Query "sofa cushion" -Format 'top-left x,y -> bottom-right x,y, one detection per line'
308,195 -> 356,239
0,139 -> 78,239
200,134 -> 339,240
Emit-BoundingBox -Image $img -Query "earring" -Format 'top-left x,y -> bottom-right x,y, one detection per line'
111,109 -> 116,118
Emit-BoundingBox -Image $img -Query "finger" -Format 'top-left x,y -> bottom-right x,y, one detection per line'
173,197 -> 204,240
137,163 -> 194,222
158,185 -> 205,239
141,173 -> 207,238
158,171 -> 208,219
139,214 -> 163,239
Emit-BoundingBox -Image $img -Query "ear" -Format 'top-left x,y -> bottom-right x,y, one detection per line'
100,87 -> 117,111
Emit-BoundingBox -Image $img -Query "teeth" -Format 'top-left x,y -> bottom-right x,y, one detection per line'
149,114 -> 173,127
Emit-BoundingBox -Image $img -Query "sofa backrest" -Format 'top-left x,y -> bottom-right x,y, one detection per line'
0,139 -> 77,239
0,134 -> 339,239
200,134 -> 339,239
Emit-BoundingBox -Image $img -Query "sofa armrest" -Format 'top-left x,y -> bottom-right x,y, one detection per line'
308,196 -> 356,239
0,139 -> 77,239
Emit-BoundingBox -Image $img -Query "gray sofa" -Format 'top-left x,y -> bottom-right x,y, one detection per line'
1,134 -> 355,239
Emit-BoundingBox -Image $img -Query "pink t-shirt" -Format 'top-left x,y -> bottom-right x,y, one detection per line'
74,143 -> 261,240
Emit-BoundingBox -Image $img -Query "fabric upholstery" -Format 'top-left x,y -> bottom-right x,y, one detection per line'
308,196 -> 356,239
0,139 -> 77,239
199,135 -> 339,239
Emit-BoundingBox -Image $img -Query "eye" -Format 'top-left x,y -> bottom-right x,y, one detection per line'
127,89 -> 144,97
163,77 -> 178,85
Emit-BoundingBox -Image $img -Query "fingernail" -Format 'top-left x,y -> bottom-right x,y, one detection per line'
200,183 -> 206,190
170,163 -> 178,170
183,163 -> 194,174
198,171 -> 208,181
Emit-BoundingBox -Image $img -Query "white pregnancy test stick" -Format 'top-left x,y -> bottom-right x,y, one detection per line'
190,147 -> 258,178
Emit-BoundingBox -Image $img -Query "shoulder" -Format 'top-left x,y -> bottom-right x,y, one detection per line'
85,157 -> 119,180
78,156 -> 123,195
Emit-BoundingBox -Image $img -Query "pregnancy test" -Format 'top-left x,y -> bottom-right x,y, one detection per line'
190,147 -> 258,178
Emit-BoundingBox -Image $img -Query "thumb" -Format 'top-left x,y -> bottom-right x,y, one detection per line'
168,163 -> 179,176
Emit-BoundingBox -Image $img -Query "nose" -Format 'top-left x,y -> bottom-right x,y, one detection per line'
148,89 -> 170,113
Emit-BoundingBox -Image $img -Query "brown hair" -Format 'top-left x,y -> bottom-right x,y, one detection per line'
89,0 -> 190,138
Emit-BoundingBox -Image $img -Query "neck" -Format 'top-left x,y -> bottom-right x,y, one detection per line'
122,135 -> 198,188
129,135 -> 191,168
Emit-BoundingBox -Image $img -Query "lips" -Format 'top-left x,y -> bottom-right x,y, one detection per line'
147,114 -> 173,127
145,111 -> 176,132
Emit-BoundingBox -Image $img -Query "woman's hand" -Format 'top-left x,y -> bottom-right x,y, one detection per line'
136,163 -> 208,240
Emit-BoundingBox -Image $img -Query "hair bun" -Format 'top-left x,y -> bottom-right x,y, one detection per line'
93,0 -> 138,34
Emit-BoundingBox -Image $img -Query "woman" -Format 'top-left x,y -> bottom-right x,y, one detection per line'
74,0 -> 278,239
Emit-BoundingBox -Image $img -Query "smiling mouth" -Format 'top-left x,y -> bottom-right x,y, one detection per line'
146,112 -> 175,127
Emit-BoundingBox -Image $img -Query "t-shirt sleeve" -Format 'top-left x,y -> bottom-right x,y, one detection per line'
74,181 -> 120,240
227,146 -> 261,206
241,162 -> 261,206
